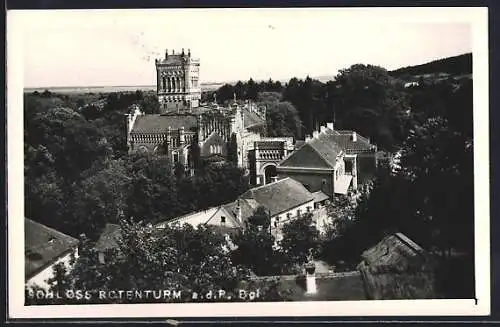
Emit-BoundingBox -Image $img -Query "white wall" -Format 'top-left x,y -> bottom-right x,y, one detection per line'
158,207 -> 220,229
270,199 -> 315,241
26,248 -> 79,290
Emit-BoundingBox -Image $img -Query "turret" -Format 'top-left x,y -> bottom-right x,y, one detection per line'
179,126 -> 186,145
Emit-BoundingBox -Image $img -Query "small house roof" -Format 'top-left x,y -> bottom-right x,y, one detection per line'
25,218 -> 79,280
312,190 -> 330,203
239,177 -> 314,217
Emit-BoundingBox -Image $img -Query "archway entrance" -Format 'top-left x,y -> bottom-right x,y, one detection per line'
264,164 -> 277,184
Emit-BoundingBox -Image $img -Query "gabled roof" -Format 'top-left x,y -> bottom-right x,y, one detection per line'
312,190 -> 330,203
239,177 -> 314,217
360,232 -> 426,270
25,218 -> 79,280
94,223 -> 121,252
331,130 -> 374,152
278,133 -> 342,169
358,233 -> 436,299
131,114 -> 198,134
222,199 -> 257,225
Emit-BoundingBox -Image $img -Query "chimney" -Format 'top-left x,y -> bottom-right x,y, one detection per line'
312,131 -> 319,139
305,135 -> 312,142
305,262 -> 317,295
165,49 -> 168,60
236,199 -> 242,224
320,126 -> 327,133
352,132 -> 357,142
179,126 -> 186,145
327,122 -> 334,130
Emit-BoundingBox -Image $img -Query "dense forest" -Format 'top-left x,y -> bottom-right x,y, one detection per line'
24,55 -> 475,300
390,52 -> 472,77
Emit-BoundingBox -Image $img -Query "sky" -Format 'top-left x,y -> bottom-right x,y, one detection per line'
10,8 -> 476,87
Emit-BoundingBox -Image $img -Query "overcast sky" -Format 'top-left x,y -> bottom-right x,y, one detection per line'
11,8 -> 475,87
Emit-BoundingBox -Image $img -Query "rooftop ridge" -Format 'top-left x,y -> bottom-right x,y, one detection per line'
25,218 -> 79,245
245,176 -> 291,193
307,138 -> 339,168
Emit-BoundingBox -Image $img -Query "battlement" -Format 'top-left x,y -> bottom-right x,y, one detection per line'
155,48 -> 199,65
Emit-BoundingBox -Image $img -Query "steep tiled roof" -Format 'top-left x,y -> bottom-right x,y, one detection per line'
131,114 -> 198,134
360,233 -> 426,269
308,134 -> 343,167
242,108 -> 265,128
25,218 -> 79,280
239,178 -> 314,216
223,199 -> 257,225
94,223 -> 121,252
332,130 -> 374,152
358,233 -> 436,300
312,190 -> 330,203
278,135 -> 341,169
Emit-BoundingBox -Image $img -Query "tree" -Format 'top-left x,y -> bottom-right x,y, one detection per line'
280,213 -> 320,265
231,207 -> 284,276
331,64 -> 411,150
33,219 -> 253,304
399,116 -> 473,255
265,101 -> 303,138
216,84 -> 235,104
246,78 -> 260,100
137,93 -> 160,114
71,159 -> 131,239
125,154 -> 181,223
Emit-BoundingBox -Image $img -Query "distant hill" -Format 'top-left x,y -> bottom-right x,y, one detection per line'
390,53 -> 472,77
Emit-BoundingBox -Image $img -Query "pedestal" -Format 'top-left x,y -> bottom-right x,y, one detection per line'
305,263 -> 317,295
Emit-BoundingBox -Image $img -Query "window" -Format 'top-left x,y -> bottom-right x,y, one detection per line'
173,152 -> 179,163
322,179 -> 327,185
221,216 -> 226,224
297,209 -> 302,217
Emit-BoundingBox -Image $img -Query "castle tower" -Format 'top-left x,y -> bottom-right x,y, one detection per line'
155,48 -> 201,112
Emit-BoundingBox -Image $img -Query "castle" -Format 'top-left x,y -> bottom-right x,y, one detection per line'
125,48 -> 378,190
126,49 -> 293,185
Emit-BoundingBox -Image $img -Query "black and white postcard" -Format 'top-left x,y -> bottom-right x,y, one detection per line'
7,7 -> 490,319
